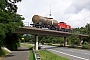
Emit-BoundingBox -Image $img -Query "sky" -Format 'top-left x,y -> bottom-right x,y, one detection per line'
16,0 -> 90,28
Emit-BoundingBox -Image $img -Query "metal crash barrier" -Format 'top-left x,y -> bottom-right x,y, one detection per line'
33,48 -> 41,60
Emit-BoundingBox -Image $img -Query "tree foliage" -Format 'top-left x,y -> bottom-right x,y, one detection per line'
72,23 -> 90,44
72,23 -> 90,35
85,23 -> 90,35
67,34 -> 79,45
0,0 -> 22,12
0,0 -> 24,50
23,35 -> 64,45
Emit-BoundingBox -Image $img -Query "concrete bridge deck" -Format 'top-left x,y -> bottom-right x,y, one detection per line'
14,26 -> 89,38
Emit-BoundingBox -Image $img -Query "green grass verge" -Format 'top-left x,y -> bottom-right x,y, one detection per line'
38,50 -> 69,60
29,47 -> 35,60
20,43 -> 31,48
0,49 -> 9,57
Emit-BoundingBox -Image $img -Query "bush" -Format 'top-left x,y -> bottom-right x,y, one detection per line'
67,34 -> 79,45
0,49 -> 9,57
83,41 -> 88,45
81,41 -> 90,50
82,45 -> 90,50
5,33 -> 21,50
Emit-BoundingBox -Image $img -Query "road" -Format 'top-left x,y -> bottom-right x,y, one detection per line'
42,45 -> 90,60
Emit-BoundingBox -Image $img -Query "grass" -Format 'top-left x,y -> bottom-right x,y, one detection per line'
29,47 -> 35,60
20,43 -> 31,48
38,50 -> 69,60
0,49 -> 9,57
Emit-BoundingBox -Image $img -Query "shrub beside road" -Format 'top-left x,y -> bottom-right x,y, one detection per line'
0,48 -> 9,60
0,49 -> 9,57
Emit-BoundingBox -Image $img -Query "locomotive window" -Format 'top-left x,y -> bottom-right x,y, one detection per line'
60,22 -> 64,23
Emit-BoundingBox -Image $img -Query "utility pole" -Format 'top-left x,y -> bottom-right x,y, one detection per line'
49,5 -> 53,19
49,5 -> 52,17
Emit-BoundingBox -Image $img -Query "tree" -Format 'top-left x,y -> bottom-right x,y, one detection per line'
0,24 -> 6,49
0,0 -> 24,50
85,23 -> 90,34
67,34 -> 79,45
0,0 -> 22,12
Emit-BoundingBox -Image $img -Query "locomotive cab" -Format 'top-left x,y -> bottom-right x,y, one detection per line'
57,22 -> 66,32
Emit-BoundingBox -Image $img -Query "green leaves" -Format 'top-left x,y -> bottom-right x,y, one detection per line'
0,24 -> 6,38
5,0 -> 22,12
0,0 -> 24,50
0,0 -> 22,13
67,34 -> 79,45
85,23 -> 90,34
0,0 -> 6,10
0,24 -> 6,47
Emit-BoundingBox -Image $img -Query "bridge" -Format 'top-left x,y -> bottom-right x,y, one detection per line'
14,26 -> 89,50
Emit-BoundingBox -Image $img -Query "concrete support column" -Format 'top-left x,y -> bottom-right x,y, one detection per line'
35,35 -> 38,50
64,37 -> 67,47
79,38 -> 83,46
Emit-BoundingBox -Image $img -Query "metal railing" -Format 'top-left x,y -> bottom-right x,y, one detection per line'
33,48 -> 41,60
23,22 -> 31,27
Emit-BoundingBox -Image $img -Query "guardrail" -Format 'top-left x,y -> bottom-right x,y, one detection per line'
33,48 -> 41,60
23,22 -> 31,27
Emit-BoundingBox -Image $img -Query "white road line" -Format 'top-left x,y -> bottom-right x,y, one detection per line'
49,49 -> 89,60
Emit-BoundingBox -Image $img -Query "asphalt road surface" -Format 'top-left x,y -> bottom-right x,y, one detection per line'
2,46 -> 30,60
42,45 -> 90,60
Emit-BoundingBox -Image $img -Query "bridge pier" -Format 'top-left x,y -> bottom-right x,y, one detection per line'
64,37 -> 67,47
79,38 -> 83,46
35,35 -> 38,50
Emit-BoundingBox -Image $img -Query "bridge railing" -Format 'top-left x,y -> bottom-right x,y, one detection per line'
23,22 -> 31,27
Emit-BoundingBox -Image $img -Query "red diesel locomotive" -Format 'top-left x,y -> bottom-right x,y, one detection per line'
30,15 -> 72,32
57,22 -> 71,32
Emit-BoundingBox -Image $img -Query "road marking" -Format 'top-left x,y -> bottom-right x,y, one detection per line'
49,49 -> 89,60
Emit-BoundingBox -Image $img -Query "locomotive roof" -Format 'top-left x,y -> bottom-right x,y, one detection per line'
59,22 -> 65,23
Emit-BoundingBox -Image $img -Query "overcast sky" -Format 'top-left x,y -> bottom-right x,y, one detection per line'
17,0 -> 90,28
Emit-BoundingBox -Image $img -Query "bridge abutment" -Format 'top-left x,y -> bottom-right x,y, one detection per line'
64,37 -> 67,47
35,35 -> 38,50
